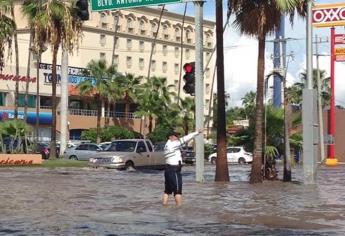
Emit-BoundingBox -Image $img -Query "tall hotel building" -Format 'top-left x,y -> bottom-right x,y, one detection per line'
0,4 -> 215,140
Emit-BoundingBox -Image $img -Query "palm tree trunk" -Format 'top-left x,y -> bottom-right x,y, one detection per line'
50,39 -> 60,159
35,53 -> 41,144
111,12 -> 120,67
283,77 -> 291,181
11,6 -> 19,119
24,32 -> 33,123
148,115 -> 153,133
96,95 -> 102,144
147,5 -> 165,80
177,3 -> 187,104
250,36 -> 265,184
215,0 -> 229,182
105,101 -> 109,127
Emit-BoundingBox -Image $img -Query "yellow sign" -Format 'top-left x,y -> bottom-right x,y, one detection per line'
335,48 -> 345,55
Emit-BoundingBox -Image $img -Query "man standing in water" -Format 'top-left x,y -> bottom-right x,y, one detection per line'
163,129 -> 203,206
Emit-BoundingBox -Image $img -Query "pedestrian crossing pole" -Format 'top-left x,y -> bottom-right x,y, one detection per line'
194,0 -> 205,182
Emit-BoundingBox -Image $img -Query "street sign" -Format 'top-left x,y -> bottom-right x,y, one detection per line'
335,34 -> 345,44
91,0 -> 181,11
335,47 -> 345,55
312,3 -> 345,27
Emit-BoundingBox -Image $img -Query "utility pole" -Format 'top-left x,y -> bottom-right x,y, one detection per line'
313,35 -> 329,164
303,1 -> 317,184
60,49 -> 69,156
194,0 -> 204,182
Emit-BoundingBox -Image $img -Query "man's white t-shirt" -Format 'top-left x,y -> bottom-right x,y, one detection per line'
164,131 -> 199,165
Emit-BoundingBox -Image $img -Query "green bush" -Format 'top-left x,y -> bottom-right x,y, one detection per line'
80,126 -> 135,143
147,124 -> 172,144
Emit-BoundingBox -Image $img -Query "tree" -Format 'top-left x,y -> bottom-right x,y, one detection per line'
78,59 -> 116,144
0,4 -> 15,73
22,0 -> 83,159
136,76 -> 175,133
120,73 -> 141,119
179,97 -> 195,135
228,0 -> 307,183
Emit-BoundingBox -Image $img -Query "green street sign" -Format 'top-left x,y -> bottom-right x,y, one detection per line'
92,0 -> 182,11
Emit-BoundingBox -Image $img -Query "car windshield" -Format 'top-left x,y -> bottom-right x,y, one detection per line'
107,141 -> 137,152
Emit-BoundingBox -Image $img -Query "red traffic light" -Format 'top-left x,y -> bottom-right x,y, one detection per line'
183,63 -> 194,73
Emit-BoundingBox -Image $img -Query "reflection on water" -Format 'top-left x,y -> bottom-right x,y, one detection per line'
0,164 -> 344,235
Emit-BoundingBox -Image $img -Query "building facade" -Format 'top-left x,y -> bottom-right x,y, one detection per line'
0,4 -> 215,140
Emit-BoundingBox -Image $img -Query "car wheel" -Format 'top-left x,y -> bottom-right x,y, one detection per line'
211,157 -> 216,165
125,161 -> 134,170
70,155 -> 78,160
238,157 -> 246,165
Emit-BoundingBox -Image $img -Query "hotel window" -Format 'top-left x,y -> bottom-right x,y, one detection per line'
151,23 -> 158,37
127,18 -> 134,33
205,99 -> 210,110
185,48 -> 190,59
139,58 -> 144,70
152,44 -> 156,54
19,94 -> 36,108
115,37 -> 119,49
174,47 -> 179,58
151,60 -> 156,71
207,42 -> 213,48
163,25 -> 169,40
139,20 -> 146,35
127,39 -> 132,50
174,80 -> 179,87
0,92 -> 6,106
175,28 -> 181,42
162,61 -> 167,73
186,29 -> 192,44
174,63 -> 179,75
114,55 -> 119,67
205,68 -> 210,78
113,14 -> 120,30
100,34 -> 106,46
126,56 -> 132,68
100,13 -> 107,29
206,52 -> 211,61
206,83 -> 210,94
100,52 -> 106,60
163,45 -> 168,56
139,41 -> 145,52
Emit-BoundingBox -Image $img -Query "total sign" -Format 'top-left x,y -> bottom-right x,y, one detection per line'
313,3 -> 345,27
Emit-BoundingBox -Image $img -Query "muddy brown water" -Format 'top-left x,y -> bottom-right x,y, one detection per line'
0,164 -> 345,235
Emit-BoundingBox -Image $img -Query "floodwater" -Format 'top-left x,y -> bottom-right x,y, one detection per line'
0,164 -> 345,235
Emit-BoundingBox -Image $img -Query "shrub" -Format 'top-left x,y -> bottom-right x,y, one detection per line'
80,126 -> 135,143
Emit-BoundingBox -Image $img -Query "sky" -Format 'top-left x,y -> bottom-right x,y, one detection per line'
161,0 -> 345,107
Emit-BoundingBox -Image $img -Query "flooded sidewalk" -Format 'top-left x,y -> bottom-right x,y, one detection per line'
0,164 -> 345,235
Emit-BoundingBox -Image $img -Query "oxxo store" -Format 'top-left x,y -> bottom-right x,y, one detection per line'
0,63 -> 143,141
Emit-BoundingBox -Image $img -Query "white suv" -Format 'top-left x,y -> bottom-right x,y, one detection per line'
208,146 -> 253,164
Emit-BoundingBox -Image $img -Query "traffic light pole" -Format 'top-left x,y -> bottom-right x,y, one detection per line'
194,0 -> 204,182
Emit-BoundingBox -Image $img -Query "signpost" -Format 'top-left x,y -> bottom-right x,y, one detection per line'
91,0 -> 181,11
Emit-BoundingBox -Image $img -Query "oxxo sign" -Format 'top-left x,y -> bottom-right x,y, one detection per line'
313,3 -> 345,27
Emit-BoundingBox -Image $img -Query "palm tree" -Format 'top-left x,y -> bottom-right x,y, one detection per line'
0,5 -> 15,73
23,0 -> 83,158
0,0 -> 19,118
179,97 -> 195,135
104,75 -> 123,126
136,76 -> 175,133
78,59 -> 116,143
228,0 -> 307,183
120,73 -> 142,119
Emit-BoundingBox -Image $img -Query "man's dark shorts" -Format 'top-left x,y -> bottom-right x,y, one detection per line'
164,165 -> 182,196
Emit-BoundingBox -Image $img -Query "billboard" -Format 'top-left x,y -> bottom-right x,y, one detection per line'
312,3 -> 345,27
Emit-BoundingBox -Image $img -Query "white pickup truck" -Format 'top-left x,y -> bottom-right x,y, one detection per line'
89,139 -> 166,170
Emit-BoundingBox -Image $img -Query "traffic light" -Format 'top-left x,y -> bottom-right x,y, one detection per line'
76,0 -> 89,21
182,62 -> 195,95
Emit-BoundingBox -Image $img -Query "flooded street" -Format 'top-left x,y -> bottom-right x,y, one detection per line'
1,164 -> 345,235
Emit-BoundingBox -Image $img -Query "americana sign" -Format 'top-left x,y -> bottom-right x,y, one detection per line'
91,0 -> 181,11
312,3 -> 345,27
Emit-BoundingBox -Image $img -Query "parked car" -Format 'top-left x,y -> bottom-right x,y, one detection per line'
208,146 -> 253,164
63,143 -> 102,161
99,142 -> 111,150
34,142 -> 60,159
89,139 -> 165,169
182,150 -> 196,165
